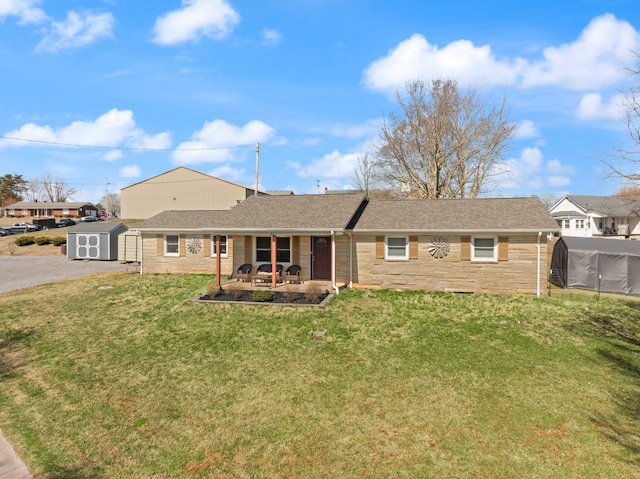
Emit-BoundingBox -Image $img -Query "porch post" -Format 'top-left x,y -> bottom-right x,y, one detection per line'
271,234 -> 277,288
215,234 -> 222,286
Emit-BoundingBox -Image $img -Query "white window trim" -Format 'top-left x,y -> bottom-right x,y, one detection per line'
62,208 -> 69,215
385,235 -> 409,260
471,236 -> 497,262
164,234 -> 179,257
210,235 -> 228,258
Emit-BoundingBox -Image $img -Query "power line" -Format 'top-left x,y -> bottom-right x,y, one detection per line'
0,135 -> 253,151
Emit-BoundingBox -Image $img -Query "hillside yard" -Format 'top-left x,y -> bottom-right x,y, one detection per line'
1,273 -> 640,478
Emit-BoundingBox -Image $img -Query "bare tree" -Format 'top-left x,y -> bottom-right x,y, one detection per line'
351,153 -> 378,193
99,192 -> 121,218
373,79 -> 515,199
39,173 -> 78,202
604,54 -> 640,180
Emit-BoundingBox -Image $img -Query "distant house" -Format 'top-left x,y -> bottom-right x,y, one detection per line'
5,201 -> 98,219
120,167 -> 267,220
133,195 -> 559,295
549,195 -> 640,238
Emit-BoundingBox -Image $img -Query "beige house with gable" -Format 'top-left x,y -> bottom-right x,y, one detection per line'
133,194 -> 559,295
120,167 -> 265,219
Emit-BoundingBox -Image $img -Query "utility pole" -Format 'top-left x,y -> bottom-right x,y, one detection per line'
105,178 -> 109,218
255,142 -> 260,196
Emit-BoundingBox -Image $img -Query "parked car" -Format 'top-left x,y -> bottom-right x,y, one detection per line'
80,216 -> 97,222
0,226 -> 13,236
56,218 -> 77,228
6,222 -> 41,233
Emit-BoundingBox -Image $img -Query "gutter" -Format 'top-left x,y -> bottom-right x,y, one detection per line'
331,231 -> 339,295
537,231 -> 541,297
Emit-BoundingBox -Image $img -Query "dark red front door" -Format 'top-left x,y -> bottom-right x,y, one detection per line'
312,236 -> 331,280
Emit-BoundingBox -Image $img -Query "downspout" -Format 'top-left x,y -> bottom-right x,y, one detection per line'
537,231 -> 541,297
215,234 -> 222,286
271,234 -> 277,288
331,231 -> 339,295
139,231 -> 143,275
348,232 -> 353,288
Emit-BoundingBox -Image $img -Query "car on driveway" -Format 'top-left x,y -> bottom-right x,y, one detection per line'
0,226 -> 13,236
56,218 -> 77,228
80,216 -> 97,222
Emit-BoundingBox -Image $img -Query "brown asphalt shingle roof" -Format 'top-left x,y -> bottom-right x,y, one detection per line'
135,194 -> 367,232
135,195 -> 558,234
353,197 -> 559,233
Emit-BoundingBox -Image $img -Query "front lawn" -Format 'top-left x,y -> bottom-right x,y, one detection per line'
1,274 -> 639,478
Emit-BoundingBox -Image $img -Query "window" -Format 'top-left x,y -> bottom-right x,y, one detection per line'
62,208 -> 69,215
210,235 -> 228,257
22,209 -> 28,215
563,219 -> 570,229
576,219 -> 584,229
255,236 -> 290,263
471,237 -> 497,261
385,236 -> 408,260
164,234 -> 179,256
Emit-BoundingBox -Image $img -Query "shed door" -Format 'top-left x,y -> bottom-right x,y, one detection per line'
311,236 -> 331,280
77,234 -> 100,259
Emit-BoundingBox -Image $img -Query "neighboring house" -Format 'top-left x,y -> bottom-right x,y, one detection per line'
5,201 -> 97,218
133,194 -> 558,295
549,195 -> 640,238
120,167 -> 267,220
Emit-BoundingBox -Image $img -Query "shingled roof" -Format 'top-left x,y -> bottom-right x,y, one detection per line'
135,194 -> 367,233
353,197 -> 559,233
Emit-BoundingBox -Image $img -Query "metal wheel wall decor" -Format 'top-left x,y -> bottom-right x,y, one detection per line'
187,237 -> 202,255
428,236 -> 450,258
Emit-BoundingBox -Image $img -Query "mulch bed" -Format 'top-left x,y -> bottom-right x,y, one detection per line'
199,289 -> 331,305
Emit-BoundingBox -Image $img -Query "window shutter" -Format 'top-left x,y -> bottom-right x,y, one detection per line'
179,235 -> 186,257
409,236 -> 419,259
498,236 -> 509,261
203,235 -> 211,256
460,236 -> 471,261
244,236 -> 252,263
157,235 -> 163,256
376,236 -> 384,259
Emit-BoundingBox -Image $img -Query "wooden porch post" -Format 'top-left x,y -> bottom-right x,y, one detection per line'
271,234 -> 277,288
215,234 -> 222,286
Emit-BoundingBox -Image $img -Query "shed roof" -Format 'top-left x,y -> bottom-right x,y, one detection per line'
559,236 -> 640,255
69,222 -> 128,234
353,197 -> 559,233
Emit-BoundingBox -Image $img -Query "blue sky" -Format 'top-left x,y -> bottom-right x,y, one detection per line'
1,0 -> 640,204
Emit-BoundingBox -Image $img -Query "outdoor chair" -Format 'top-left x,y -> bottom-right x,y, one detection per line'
285,265 -> 302,284
235,263 -> 253,282
252,263 -> 283,285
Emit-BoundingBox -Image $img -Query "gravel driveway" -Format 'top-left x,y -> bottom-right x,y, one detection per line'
0,256 -> 136,294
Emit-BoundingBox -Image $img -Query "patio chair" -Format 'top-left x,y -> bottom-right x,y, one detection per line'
252,263 -> 284,285
285,265 -> 302,284
235,263 -> 253,282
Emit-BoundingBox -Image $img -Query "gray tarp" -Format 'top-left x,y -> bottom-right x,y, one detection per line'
550,236 -> 640,295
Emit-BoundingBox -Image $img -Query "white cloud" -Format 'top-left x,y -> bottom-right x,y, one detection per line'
363,33 -> 522,93
514,120 -> 540,139
363,14 -> 640,94
261,29 -> 282,47
0,109 -> 171,150
522,14 -> 640,90
0,0 -> 47,25
172,119 -> 274,165
152,0 -> 240,45
325,119 -> 380,139
120,165 -> 141,178
496,147 -> 573,191
103,150 -> 122,162
576,92 -> 626,121
208,164 -> 246,182
36,11 -> 114,53
290,150 -> 362,178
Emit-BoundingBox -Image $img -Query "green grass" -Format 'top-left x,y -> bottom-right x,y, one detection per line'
1,274 -> 640,478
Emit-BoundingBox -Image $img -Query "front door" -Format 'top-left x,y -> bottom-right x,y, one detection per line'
311,236 -> 331,280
